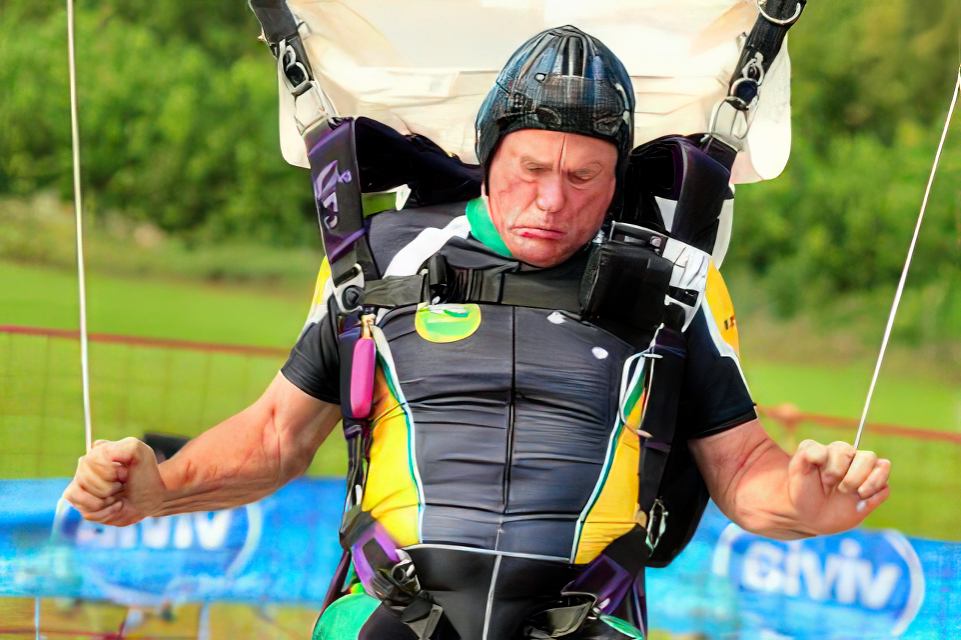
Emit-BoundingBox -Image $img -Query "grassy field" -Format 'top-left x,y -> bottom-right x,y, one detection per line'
0,597 -> 318,639
0,260 -> 313,348
0,259 -> 347,479
2,259 -> 960,540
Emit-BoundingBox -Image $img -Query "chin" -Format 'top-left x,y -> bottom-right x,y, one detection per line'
512,244 -> 569,268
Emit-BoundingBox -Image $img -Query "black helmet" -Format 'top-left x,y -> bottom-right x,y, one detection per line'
475,25 -> 635,169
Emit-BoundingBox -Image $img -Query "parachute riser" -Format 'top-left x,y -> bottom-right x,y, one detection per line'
701,0 -> 808,162
248,1 -> 373,315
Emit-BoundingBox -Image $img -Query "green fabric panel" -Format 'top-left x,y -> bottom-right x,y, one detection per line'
362,191 -> 399,217
598,614 -> 645,638
312,593 -> 381,640
623,367 -> 647,418
465,197 -> 512,257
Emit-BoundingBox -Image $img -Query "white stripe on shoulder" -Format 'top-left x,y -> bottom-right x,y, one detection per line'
384,215 -> 471,277
700,296 -> 751,394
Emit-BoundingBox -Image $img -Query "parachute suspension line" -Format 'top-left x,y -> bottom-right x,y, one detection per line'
67,0 -> 93,453
39,2 -> 93,635
853,69 -> 961,449
33,597 -> 40,640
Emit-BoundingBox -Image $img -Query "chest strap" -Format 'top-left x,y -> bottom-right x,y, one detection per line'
362,253 -> 585,314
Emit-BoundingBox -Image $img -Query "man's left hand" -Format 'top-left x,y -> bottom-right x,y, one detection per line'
788,439 -> 891,535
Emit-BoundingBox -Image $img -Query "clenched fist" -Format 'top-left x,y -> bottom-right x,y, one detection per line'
788,439 -> 891,535
63,437 -> 166,527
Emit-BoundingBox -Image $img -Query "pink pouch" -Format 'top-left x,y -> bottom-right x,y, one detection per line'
349,336 -> 376,419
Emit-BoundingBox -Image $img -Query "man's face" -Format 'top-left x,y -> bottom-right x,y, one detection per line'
486,129 -> 617,268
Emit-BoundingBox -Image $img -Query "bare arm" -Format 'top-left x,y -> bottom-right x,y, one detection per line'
689,418 -> 891,539
65,372 -> 341,526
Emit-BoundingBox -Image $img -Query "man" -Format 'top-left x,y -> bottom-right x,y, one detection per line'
65,26 -> 890,640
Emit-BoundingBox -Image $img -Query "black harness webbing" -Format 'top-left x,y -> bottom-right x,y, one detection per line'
729,0 -> 809,108
558,305 -> 687,634
636,315 -> 687,517
701,0 -> 809,163
362,254 -> 584,315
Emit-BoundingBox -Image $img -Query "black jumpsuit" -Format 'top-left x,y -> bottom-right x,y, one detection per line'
282,202 -> 756,639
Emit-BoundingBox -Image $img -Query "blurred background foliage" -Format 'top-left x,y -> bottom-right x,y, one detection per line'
729,0 -> 961,346
1,0 -> 959,344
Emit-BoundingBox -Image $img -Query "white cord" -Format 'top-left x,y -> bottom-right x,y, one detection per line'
39,0 -> 96,625
40,6 -> 93,635
33,596 -> 40,640
617,351 -> 647,426
67,0 -> 93,453
854,71 -> 961,449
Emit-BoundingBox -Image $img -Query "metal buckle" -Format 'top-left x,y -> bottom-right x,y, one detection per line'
705,97 -> 753,151
344,483 -> 364,513
389,550 -> 421,593
645,498 -> 669,552
740,51 -> 766,84
279,41 -> 312,96
756,0 -> 803,26
608,222 -> 668,254
334,263 -> 365,314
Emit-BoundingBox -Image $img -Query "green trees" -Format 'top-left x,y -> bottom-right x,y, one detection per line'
728,0 -> 960,336
1,0 -> 958,330
0,1 -> 313,245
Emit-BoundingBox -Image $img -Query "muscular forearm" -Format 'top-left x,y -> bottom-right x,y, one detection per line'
693,420 -> 890,541
66,373 -> 340,527
718,437 -> 816,539
155,406 -> 294,515
153,376 -> 340,516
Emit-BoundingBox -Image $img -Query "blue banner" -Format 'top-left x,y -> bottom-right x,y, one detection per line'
0,478 -> 345,605
648,505 -> 960,639
1,479 -> 959,638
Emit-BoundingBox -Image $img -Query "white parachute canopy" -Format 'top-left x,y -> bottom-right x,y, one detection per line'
278,0 -> 792,184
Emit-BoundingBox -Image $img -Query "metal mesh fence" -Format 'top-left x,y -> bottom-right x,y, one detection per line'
0,325 -> 345,479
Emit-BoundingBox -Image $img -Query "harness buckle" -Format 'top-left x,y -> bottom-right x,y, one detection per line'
426,254 -> 452,301
756,0 -> 803,26
524,592 -> 598,638
645,498 -> 669,552
706,97 -> 753,150
279,42 -> 311,96
333,263 -> 366,314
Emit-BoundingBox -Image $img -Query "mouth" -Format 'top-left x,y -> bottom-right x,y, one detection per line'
513,226 -> 566,240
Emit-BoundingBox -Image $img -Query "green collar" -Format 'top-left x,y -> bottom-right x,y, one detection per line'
465,197 -> 512,258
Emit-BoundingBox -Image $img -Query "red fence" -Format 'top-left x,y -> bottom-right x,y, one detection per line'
0,324 -> 287,358
3,323 -> 957,446
758,404 -> 961,445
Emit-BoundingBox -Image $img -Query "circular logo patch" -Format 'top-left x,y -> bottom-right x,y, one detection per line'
414,304 -> 481,343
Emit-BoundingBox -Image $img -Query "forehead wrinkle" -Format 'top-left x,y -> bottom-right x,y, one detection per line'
519,154 -> 551,168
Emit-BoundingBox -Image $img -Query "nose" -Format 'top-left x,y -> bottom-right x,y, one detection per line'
535,173 -> 566,213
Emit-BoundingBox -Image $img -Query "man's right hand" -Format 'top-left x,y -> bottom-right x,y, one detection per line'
64,437 -> 165,527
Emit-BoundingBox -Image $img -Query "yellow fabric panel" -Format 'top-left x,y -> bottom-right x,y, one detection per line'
625,390 -> 646,432
311,258 -> 332,308
574,425 -> 641,564
361,368 -> 420,547
705,262 -> 740,355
